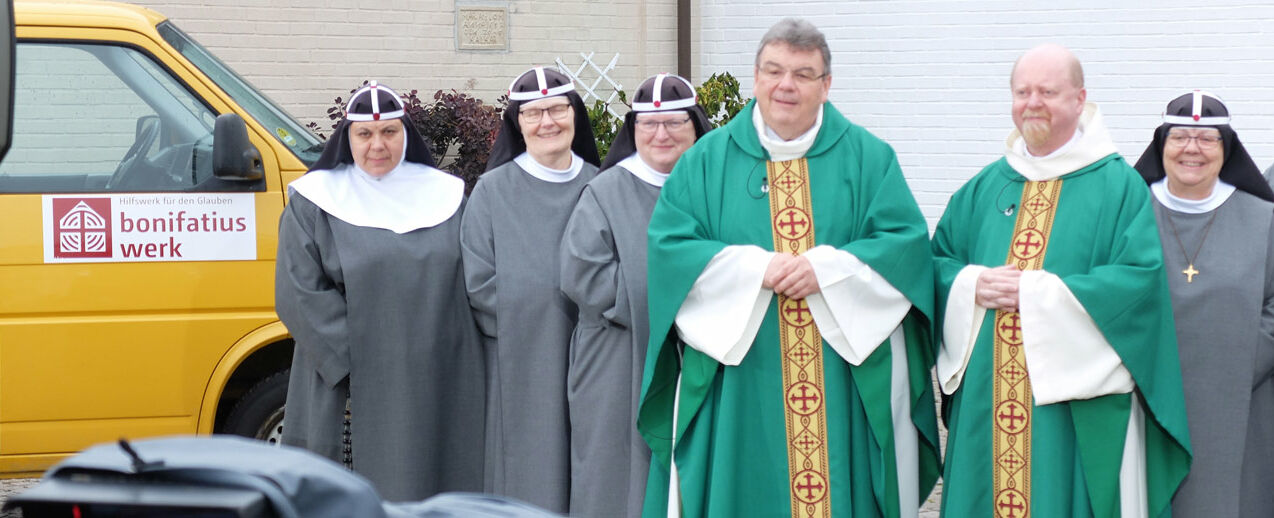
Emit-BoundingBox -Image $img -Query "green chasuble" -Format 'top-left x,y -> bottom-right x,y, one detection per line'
637,100 -> 941,518
932,152 -> 1192,517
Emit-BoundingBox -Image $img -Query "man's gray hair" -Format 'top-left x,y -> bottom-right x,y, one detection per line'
756,18 -> 831,75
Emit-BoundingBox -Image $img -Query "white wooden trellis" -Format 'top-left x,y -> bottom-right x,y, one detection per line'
555,52 -> 625,119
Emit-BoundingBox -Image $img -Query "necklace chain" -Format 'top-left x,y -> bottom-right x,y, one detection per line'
1163,209 -> 1219,283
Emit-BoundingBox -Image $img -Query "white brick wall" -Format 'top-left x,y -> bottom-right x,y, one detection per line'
135,0 -> 679,134
127,1 -> 1274,222
698,1 -> 1274,226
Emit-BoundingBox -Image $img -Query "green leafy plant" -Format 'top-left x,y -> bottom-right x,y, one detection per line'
587,90 -> 628,159
695,72 -> 747,128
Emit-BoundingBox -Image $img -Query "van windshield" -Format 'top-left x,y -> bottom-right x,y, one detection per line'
156,21 -> 322,167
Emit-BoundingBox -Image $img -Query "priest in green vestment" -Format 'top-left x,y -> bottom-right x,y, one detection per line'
637,18 -> 941,518
931,44 -> 1191,518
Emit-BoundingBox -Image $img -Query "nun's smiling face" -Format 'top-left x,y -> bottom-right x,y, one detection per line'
349,119 -> 405,177
1162,126 -> 1224,200
518,96 -> 575,169
635,111 -> 696,173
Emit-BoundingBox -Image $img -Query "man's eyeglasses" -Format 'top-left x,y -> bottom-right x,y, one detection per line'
635,117 -> 692,132
758,65 -> 827,85
519,103 -> 572,122
1165,129 -> 1222,150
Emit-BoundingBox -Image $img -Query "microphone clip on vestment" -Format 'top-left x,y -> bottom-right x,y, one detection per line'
748,161 -> 770,199
995,180 -> 1017,216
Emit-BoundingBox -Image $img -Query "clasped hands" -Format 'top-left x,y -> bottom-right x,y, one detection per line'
762,253 -> 820,299
766,256 -> 1021,308
976,265 -> 1021,311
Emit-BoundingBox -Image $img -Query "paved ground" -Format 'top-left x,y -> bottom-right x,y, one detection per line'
0,382 -> 948,516
4,474 -> 943,517
921,478 -> 942,517
0,419 -> 949,516
0,478 -> 38,517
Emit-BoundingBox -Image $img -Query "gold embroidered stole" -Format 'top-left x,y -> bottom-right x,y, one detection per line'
992,179 -> 1062,518
767,159 -> 831,518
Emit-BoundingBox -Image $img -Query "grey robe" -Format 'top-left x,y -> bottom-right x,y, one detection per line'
459,160 -> 599,513
1153,190 -> 1274,517
277,193 -> 486,502
558,166 -> 659,518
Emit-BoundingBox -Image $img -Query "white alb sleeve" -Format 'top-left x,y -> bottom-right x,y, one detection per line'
674,245 -> 775,365
802,245 -> 911,365
937,265 -> 988,394
1019,269 -> 1134,405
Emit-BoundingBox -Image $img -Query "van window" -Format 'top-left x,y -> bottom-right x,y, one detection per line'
158,22 -> 322,167
0,42 -> 233,193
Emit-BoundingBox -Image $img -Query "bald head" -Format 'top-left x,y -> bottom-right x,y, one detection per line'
1009,44 -> 1087,156
1011,44 -> 1084,89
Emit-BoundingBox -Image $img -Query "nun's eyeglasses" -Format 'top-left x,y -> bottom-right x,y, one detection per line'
635,118 -> 692,132
1165,129 -> 1222,150
519,104 -> 573,122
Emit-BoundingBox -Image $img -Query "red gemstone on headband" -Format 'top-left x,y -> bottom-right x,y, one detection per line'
1193,114 -> 1200,121
654,100 -> 661,107
541,88 -> 548,94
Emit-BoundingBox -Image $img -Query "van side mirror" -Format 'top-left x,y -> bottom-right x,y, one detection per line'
213,113 -> 264,181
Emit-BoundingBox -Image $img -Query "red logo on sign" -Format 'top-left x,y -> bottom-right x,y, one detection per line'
53,198 -> 112,258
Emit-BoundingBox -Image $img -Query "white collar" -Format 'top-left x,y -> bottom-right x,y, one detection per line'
1151,178 -> 1235,214
618,153 -> 669,187
288,161 -> 464,234
753,104 -> 823,162
1014,127 -> 1083,160
514,152 -> 582,183
1004,103 -> 1120,181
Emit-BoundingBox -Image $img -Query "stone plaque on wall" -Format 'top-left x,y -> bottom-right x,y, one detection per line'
456,6 -> 508,51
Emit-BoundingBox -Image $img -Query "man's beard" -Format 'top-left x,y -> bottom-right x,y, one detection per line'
1020,113 -> 1052,149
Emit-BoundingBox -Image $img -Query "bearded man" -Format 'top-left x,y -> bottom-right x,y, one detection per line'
931,44 -> 1191,517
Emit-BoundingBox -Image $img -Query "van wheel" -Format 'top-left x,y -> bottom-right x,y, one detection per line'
224,369 -> 288,445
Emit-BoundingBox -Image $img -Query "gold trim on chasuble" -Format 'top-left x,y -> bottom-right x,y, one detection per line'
993,179 -> 1062,518
767,159 -> 831,518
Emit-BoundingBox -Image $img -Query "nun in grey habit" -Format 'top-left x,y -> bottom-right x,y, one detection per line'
1133,90 -> 1274,517
276,82 -> 485,502
558,74 -> 711,518
459,66 -> 601,514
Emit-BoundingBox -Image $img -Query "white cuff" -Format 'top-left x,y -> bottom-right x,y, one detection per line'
1019,270 -> 1134,405
674,245 -> 774,365
803,245 -> 911,366
937,265 -> 988,394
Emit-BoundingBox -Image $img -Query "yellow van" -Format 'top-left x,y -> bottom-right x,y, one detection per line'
0,0 -> 317,476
